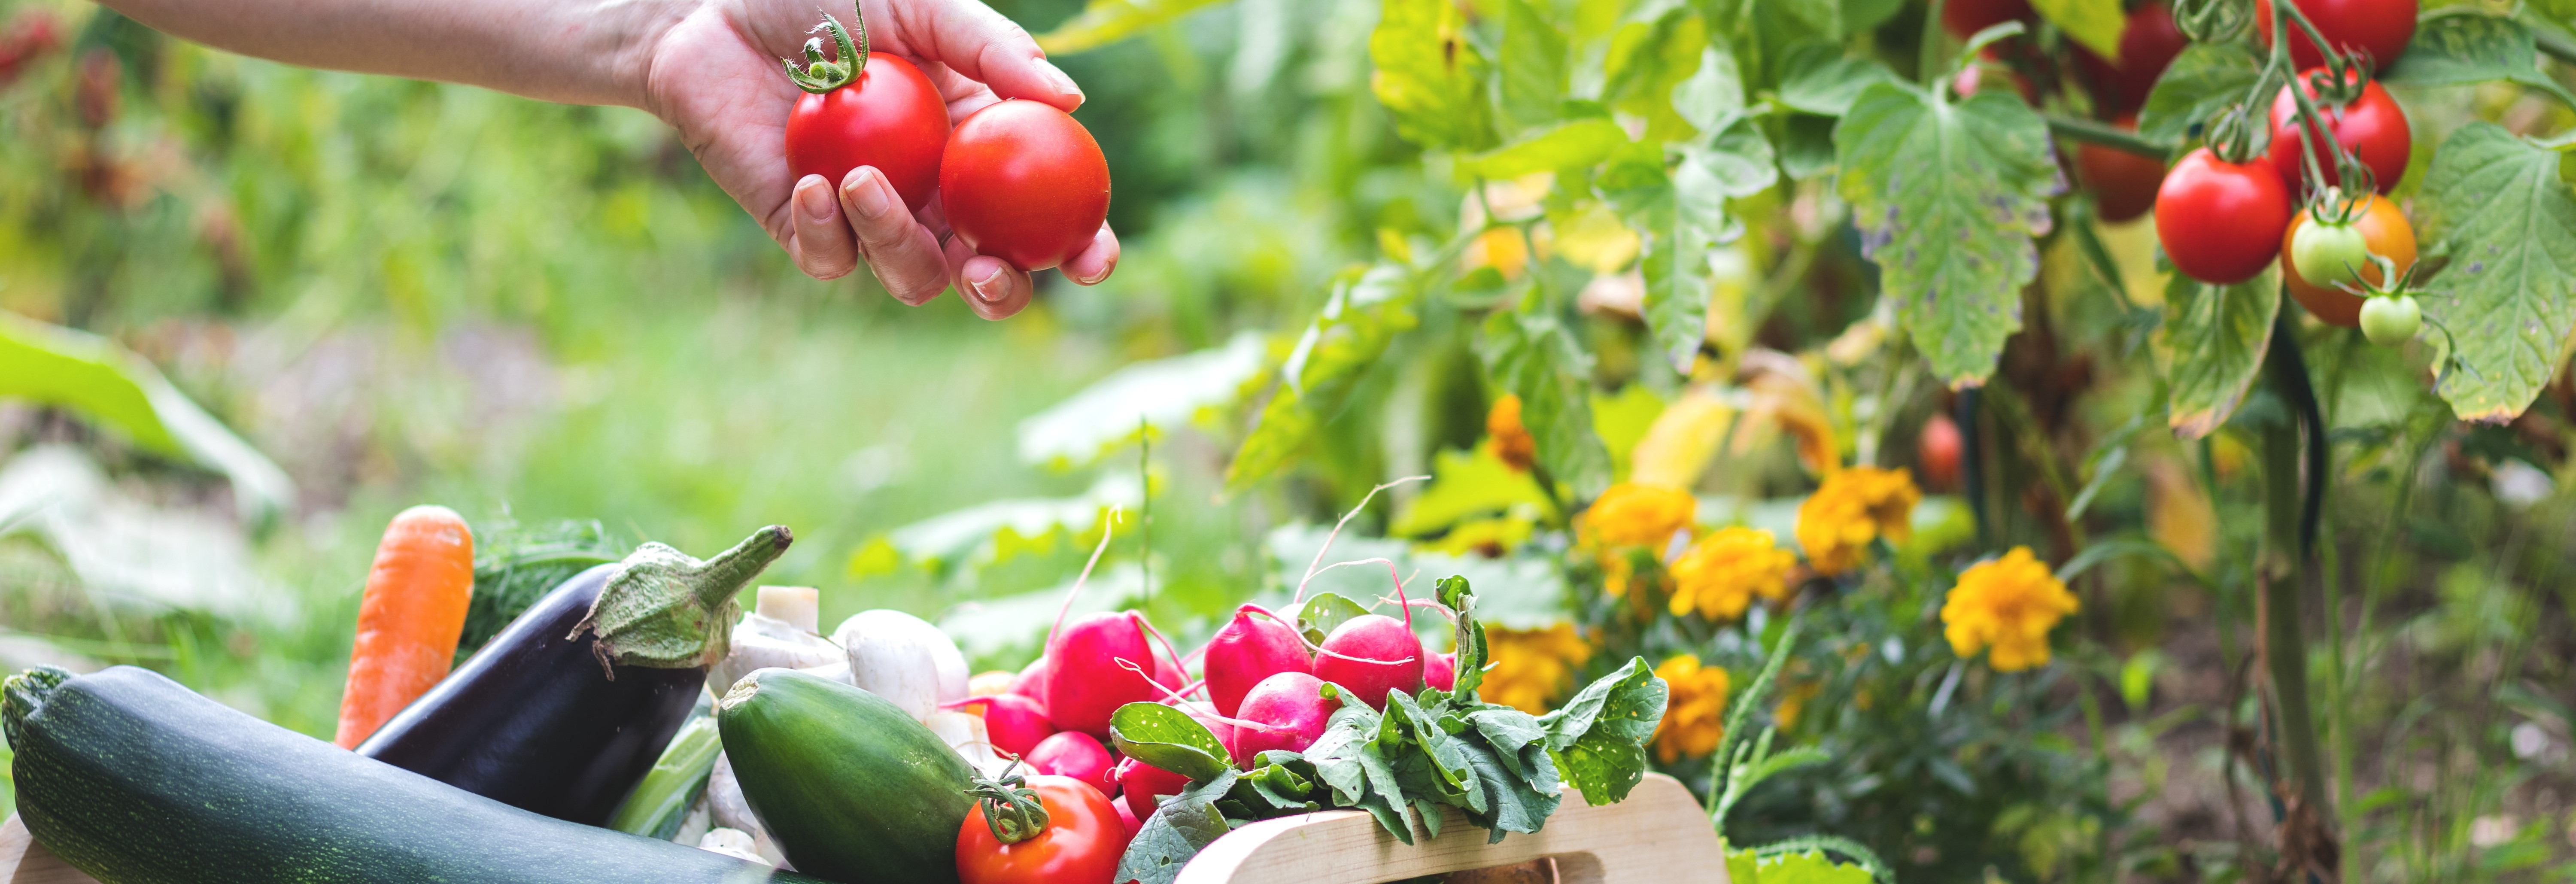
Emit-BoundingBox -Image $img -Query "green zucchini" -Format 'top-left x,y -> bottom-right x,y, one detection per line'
716,668 -> 975,884
3,665 -> 824,884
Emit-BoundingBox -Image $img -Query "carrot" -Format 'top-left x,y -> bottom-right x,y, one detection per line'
334,505 -> 476,748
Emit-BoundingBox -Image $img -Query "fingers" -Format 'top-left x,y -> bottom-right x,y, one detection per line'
838,167 -> 951,304
788,175 -> 859,280
945,242 -> 1033,320
885,0 -> 1084,112
1059,224 -> 1121,286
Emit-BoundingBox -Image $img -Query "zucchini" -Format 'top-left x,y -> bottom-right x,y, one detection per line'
716,668 -> 975,884
3,665 -> 824,884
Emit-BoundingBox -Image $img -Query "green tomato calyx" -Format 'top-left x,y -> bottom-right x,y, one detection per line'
782,5 -> 870,94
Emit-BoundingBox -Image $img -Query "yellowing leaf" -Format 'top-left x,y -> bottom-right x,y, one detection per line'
1370,0 -> 1500,152
2418,122 -> 2576,423
2156,269 -> 2279,439
2029,0 -> 2126,60
1592,384 -> 1666,483
1630,387 -> 1736,489
1460,119 -> 1632,179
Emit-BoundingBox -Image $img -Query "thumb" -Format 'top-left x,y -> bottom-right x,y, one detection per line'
890,0 -> 1084,111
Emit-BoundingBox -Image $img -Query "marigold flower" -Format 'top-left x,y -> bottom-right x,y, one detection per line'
1480,623 -> 1593,714
1652,654 -> 1729,763
1794,466 -> 1920,574
1488,394 -> 1536,472
1941,547 -> 2079,672
1582,482 -> 1698,550
1668,527 -> 1796,620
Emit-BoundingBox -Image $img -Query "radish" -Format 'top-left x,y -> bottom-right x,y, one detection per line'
1201,604 -> 1311,717
1179,701 -> 1236,753
1312,614 -> 1425,709
1152,643 -> 1186,693
1424,651 -> 1456,692
1044,611 -> 1161,737
1025,730 -> 1118,799
1114,796 -> 1143,842
1009,655 -> 1049,699
943,693 -> 1054,758
1114,756 -> 1192,821
1228,671 -> 1337,765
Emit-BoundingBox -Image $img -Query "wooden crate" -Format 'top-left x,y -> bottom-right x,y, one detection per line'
2,773 -> 1726,884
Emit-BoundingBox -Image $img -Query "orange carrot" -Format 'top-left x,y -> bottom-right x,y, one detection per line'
334,505 -> 476,748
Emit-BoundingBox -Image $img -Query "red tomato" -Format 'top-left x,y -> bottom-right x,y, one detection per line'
2154,148 -> 2293,284
784,53 -> 951,214
2280,194 -> 2416,327
1918,413 -> 1963,491
2266,68 -> 2410,196
939,99 -> 1113,272
1941,0 -> 2036,39
2072,3 -> 2186,116
958,775 -> 1124,884
2255,0 -> 2416,71
2077,115 -> 2167,223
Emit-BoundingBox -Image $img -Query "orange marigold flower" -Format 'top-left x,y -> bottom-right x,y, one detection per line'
1652,653 -> 1729,763
1582,482 -> 1698,550
1668,526 -> 1796,620
1481,623 -> 1593,714
1794,466 -> 1920,575
1941,547 -> 2078,672
1488,394 -> 1536,472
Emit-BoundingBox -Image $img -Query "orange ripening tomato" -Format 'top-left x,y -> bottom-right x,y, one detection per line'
957,774 -> 1124,884
334,505 -> 475,748
2281,194 -> 2415,328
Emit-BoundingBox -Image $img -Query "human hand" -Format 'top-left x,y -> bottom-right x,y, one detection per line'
636,0 -> 1118,318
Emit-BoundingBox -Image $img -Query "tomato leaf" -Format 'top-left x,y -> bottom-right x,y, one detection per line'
1034,0 -> 1233,53
2029,0 -> 2126,60
1833,84 -> 2062,387
1478,307 -> 1616,500
2136,42 -> 2261,147
2418,122 -> 2576,423
1777,43 -> 1900,116
1778,114 -> 1840,179
1674,46 -> 1746,133
1227,265 -> 1419,490
1370,0 -> 1500,152
1639,172 -> 1723,373
1499,0 -> 1571,134
2155,269 -> 2280,439
1459,119 -> 1632,179
1116,769 -> 1239,884
1110,702 -> 1235,782
2384,13 -> 2576,105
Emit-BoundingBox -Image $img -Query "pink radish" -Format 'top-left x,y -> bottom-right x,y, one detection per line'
1312,614 -> 1425,709
1152,643 -> 1186,693
1010,655 -> 1050,699
1228,671 -> 1337,765
1114,798 -> 1143,842
1424,651 -> 1456,692
1179,701 -> 1237,752
1202,604 -> 1312,717
1044,611 -> 1161,737
1026,730 -> 1118,799
943,693 -> 1054,758
1115,756 -> 1192,820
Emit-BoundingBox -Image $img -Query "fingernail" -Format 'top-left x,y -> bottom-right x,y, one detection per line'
847,171 -> 892,220
971,267 -> 1008,303
1039,61 -> 1084,103
799,181 -> 836,222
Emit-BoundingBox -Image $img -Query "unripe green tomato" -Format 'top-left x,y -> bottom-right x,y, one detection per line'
2359,294 -> 2421,346
2290,219 -> 2369,291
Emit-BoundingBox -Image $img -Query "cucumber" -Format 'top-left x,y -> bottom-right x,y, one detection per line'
716,668 -> 975,884
3,665 -> 824,884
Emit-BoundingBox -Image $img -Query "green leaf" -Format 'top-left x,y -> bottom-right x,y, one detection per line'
1370,0 -> 1500,152
1640,176 -> 1720,374
1036,0 -> 1232,54
1833,85 -> 2062,386
1674,47 -> 1745,133
1018,332 -> 1268,468
1695,115 -> 1783,197
1735,847 -> 1878,884
1478,308 -> 1616,500
2136,43 -> 2261,146
1227,266 -> 1419,490
1499,0 -> 1571,134
2418,122 -> 2576,422
1777,114 -> 1840,179
2029,0 -> 2126,60
1389,448 -> 1554,538
1459,119 -> 1632,179
1436,575 -> 1491,697
1297,592 -> 1375,645
1453,736 -> 1559,839
2385,12 -> 2576,103
1111,702 -> 1235,781
2154,269 -> 2279,439
1603,9 -> 1707,140
1537,656 -> 1668,750
1552,733 -> 1651,805
1116,769 -> 1240,884
0,311 -> 293,523
1776,43 -> 1900,116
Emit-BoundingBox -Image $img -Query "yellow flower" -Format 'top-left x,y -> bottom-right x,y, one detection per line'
1668,527 -> 1796,621
1481,624 -> 1593,714
1794,466 -> 1920,574
1652,654 -> 1729,763
1582,483 -> 1698,550
1487,394 -> 1536,472
1941,547 -> 2079,672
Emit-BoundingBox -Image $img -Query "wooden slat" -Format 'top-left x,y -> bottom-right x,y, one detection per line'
0,817 -> 100,884
1173,772 -> 1727,884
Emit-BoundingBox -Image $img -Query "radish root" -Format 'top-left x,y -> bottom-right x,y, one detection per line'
1294,476 -> 1428,604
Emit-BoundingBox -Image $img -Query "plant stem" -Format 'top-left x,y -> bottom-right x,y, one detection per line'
2044,114 -> 2174,158
2257,309 -> 2333,841
1958,387 -> 1990,550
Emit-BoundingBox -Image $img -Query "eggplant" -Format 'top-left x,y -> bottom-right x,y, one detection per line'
358,525 -> 790,827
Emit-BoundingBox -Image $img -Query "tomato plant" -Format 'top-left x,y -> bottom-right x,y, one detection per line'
2281,193 -> 2415,328
2267,68 -> 2410,195
2071,3 -> 2186,117
780,13 -> 951,214
940,100 -> 1113,272
2076,118 -> 2166,223
957,772 -> 1124,884
1917,413 -> 1963,490
2254,0 -> 2418,70
2360,292 -> 2421,345
1940,0 -> 2035,39
2154,149 -> 2293,284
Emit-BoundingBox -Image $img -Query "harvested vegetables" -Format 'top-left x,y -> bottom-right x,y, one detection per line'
608,710 -> 723,840
717,667 -> 978,884
455,519 -> 626,662
333,504 -> 476,748
955,772 -> 1125,884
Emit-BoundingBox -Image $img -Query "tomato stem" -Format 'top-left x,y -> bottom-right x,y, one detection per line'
965,766 -> 1051,845
781,5 -> 871,94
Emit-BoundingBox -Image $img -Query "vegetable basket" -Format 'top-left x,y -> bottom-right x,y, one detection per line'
1,772 -> 1725,884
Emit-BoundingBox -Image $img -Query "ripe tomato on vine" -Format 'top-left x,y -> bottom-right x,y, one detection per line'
2155,149 -> 2293,284
2267,67 -> 2411,195
780,10 -> 952,214
2254,0 -> 2418,71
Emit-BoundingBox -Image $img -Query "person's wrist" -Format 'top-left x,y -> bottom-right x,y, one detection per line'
595,0 -> 701,112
